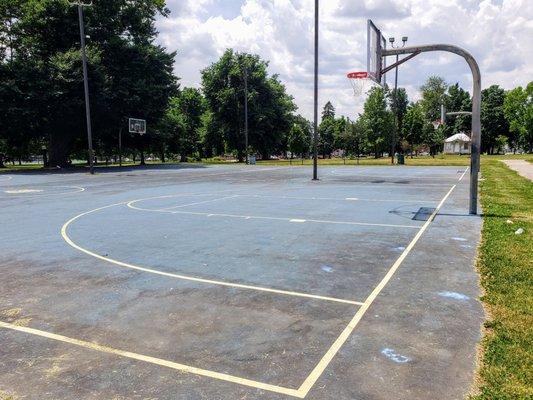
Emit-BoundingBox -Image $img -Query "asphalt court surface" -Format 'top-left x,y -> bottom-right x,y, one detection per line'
0,165 -> 483,399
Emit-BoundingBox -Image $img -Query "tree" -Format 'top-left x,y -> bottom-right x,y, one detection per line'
402,102 -> 425,155
504,83 -> 533,153
420,76 -> 448,122
481,85 -> 509,154
322,101 -> 335,120
446,83 -> 472,135
389,87 -> 409,133
360,86 -> 394,158
169,88 -> 206,161
287,123 -> 309,163
318,116 -> 335,158
202,49 -> 296,161
0,0 -> 178,167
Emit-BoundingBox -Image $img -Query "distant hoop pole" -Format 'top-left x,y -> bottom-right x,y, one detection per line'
312,0 -> 319,181
383,44 -> 481,215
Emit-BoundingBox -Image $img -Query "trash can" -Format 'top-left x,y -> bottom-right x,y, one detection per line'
396,154 -> 405,165
248,155 -> 256,165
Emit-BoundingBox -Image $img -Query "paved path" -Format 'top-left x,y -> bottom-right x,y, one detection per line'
502,160 -> 533,181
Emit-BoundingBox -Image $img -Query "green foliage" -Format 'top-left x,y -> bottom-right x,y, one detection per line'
481,85 -> 509,154
0,0 -> 178,166
201,49 -> 296,161
420,76 -> 448,122
446,83 -> 472,134
287,123 -> 309,159
360,86 -> 394,157
504,83 -> 533,152
402,102 -> 425,152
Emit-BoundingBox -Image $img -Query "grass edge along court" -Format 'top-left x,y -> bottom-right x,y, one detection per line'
470,159 -> 533,399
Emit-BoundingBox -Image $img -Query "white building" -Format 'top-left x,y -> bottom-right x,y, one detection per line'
444,133 -> 471,155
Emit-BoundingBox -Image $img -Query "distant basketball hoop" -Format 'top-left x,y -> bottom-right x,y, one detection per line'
347,71 -> 373,96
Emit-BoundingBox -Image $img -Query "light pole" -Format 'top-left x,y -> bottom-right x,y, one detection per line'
71,0 -> 94,174
312,0 -> 319,180
388,35 -> 408,165
244,66 -> 249,165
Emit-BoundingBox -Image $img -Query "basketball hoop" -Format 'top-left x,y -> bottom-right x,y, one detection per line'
347,71 -> 372,96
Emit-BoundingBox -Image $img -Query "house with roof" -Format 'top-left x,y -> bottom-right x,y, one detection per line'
444,133 -> 471,155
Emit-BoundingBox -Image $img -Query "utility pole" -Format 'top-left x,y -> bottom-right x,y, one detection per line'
388,36 -> 408,165
244,67 -> 249,165
71,1 -> 94,174
312,0 -> 319,180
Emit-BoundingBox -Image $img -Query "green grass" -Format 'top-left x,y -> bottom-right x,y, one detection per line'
1,154 -> 532,173
471,159 -> 533,399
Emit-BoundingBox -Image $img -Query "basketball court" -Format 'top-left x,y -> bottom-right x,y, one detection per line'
0,165 -> 483,399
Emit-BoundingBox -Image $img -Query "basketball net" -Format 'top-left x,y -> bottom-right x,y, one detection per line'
347,71 -> 373,97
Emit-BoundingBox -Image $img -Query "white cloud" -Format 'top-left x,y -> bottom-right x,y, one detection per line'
156,0 -> 533,120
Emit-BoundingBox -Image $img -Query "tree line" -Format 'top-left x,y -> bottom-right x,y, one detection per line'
1,1 -> 531,168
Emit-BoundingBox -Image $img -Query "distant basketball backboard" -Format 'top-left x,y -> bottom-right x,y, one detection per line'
367,20 -> 386,86
129,118 -> 146,135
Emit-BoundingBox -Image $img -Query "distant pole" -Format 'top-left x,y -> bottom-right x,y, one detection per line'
388,36 -> 407,165
74,1 -> 94,175
312,0 -> 319,180
244,67 -> 249,165
118,126 -> 122,167
392,53 -> 399,164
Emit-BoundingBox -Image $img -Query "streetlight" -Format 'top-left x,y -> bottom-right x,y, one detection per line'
70,0 -> 94,174
312,0 -> 319,180
388,35 -> 408,165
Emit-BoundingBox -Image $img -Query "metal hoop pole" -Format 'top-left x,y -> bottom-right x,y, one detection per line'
383,44 -> 481,215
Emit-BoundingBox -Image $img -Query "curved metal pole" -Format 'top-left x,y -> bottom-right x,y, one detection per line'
383,44 -> 481,215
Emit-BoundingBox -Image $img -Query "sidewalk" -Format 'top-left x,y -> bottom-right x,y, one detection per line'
502,160 -> 533,181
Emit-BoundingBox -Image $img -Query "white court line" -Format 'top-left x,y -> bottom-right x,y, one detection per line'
61,202 -> 364,306
127,202 -> 420,229
296,182 -> 459,397
0,175 -> 13,182
160,195 -> 239,211
458,167 -> 469,181
2,185 -> 85,197
0,321 -> 303,398
240,194 -> 438,204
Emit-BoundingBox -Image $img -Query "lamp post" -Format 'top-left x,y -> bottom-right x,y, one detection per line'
70,0 -> 94,174
312,0 -> 319,180
388,35 -> 408,165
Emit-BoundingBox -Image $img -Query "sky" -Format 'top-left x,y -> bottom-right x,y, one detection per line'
156,0 -> 533,120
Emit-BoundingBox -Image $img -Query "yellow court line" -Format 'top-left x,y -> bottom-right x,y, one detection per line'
60,202 -> 364,306
0,321 -> 303,398
296,184 -> 458,397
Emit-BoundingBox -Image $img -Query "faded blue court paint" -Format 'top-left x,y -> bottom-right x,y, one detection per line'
381,348 -> 411,364
438,291 -> 470,301
321,265 -> 334,273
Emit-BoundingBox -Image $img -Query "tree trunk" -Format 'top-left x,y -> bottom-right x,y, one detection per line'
0,154 -> 5,168
48,135 -> 72,168
180,153 -> 187,162
140,150 -> 145,165
161,150 -> 166,163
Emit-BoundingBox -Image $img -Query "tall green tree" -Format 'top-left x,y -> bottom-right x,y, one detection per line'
402,102 -> 425,154
0,0 -> 178,167
202,49 -> 296,161
420,76 -> 448,122
360,86 -> 394,157
322,101 -> 335,120
481,85 -> 509,154
287,123 -> 309,162
446,83 -> 472,135
503,83 -> 533,153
